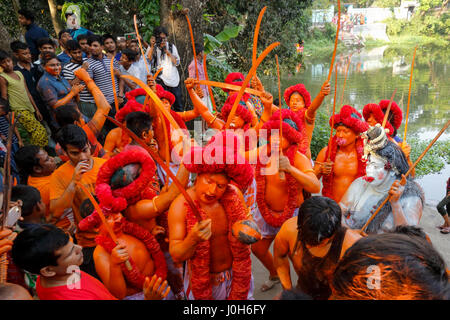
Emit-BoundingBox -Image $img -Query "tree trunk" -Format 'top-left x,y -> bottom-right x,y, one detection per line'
47,0 -> 63,35
0,20 -> 13,52
159,0 -> 206,110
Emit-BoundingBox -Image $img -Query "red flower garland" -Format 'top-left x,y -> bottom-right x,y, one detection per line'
255,145 -> 300,228
379,99 -> 403,130
222,72 -> 246,92
184,186 -> 252,300
283,83 -> 311,108
322,135 -> 366,199
95,220 -> 167,291
363,103 -> 394,136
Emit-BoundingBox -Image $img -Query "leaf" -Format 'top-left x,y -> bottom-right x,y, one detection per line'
204,33 -> 222,54
215,25 -> 242,42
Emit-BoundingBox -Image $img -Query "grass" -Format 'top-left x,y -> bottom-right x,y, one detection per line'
364,34 -> 449,49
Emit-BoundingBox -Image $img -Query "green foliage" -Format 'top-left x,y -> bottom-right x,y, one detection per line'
138,0 -> 160,40
204,25 -> 242,54
409,137 -> 450,177
384,17 -> 408,36
310,110 -> 330,160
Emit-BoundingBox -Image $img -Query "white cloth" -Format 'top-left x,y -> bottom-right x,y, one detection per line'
154,42 -> 180,87
120,56 -> 149,87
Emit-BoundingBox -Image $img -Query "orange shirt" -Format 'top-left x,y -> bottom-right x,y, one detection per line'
50,157 -> 107,247
28,175 -> 72,231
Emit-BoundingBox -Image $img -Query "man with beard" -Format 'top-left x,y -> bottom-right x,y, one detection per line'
340,124 -> 424,234
314,105 -> 369,203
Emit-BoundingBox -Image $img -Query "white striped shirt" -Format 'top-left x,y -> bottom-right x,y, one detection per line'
86,54 -> 120,104
61,58 -> 95,103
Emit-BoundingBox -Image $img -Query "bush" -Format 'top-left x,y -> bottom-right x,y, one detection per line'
384,17 -> 408,36
310,110 -> 330,159
409,136 -> 450,177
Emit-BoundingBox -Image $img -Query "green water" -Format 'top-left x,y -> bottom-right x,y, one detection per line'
262,44 -> 449,203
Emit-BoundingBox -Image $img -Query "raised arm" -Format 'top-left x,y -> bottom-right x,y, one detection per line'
305,80 -> 330,124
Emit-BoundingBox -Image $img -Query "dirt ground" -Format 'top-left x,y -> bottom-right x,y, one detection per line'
251,205 -> 449,300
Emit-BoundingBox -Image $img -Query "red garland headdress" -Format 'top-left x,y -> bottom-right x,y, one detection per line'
115,99 -> 149,123
322,135 -> 366,200
222,72 -> 246,93
124,88 -> 147,101
330,105 -> 369,134
182,143 -> 254,193
283,83 -> 311,108
157,87 -> 175,106
362,103 -> 394,136
220,92 -> 253,130
185,185 -> 251,300
262,109 -> 308,155
94,146 -> 158,213
379,99 -> 403,130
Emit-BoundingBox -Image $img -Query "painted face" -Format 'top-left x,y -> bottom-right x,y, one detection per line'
44,58 -> 61,76
50,238 -> 84,276
365,154 -> 391,187
289,92 -> 305,112
35,148 -> 57,175
269,134 -> 290,151
15,48 -> 32,64
195,173 -> 229,204
335,125 -> 357,147
229,114 -> 245,129
68,48 -> 83,64
103,38 -> 116,53
104,213 -> 124,235
0,57 -> 14,73
161,98 -> 171,110
366,113 -> 378,127
64,143 -> 91,166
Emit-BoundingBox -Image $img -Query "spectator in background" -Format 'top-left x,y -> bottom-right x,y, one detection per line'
65,11 -> 93,41
119,48 -> 149,89
188,42 -> 211,113
102,34 -> 121,61
34,38 -> 57,80
149,26 -> 183,112
0,50 -> 48,148
116,36 -> 127,56
18,9 -> 49,61
77,34 -> 91,58
11,185 -> 47,226
62,40 -> 96,120
11,41 -> 53,132
56,30 -> 73,66
438,177 -> 450,234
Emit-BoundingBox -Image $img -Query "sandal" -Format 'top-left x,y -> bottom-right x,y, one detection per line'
260,277 -> 280,292
440,227 -> 450,234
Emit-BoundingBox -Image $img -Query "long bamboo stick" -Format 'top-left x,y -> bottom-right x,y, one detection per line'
402,45 -> 418,147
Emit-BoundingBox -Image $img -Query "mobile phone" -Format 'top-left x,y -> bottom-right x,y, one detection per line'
5,206 -> 22,228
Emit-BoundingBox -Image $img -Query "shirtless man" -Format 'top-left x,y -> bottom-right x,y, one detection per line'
270,81 -> 330,158
168,142 -> 255,300
314,105 -> 368,202
274,196 -> 361,299
251,109 -> 321,291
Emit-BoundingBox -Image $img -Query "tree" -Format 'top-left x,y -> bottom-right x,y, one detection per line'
0,19 -> 13,52
159,0 -> 206,109
47,0 -> 63,35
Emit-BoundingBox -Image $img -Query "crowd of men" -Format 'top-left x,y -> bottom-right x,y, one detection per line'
0,8 -> 449,301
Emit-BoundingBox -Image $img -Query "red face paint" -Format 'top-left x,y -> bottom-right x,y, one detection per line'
363,176 -> 374,182
45,66 -> 60,76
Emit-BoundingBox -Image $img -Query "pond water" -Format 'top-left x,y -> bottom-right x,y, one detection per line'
262,44 -> 450,204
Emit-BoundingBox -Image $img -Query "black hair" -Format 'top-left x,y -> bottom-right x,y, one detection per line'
55,124 -> 88,151
58,29 -> 71,40
102,33 -> 116,45
0,50 -> 11,62
279,289 -> 312,300
296,196 -> 342,247
65,39 -> 81,52
0,97 -> 11,113
373,140 -> 410,177
77,34 -> 88,42
153,26 -> 168,37
18,9 -> 34,22
87,34 -> 103,46
11,224 -> 70,275
125,111 -> 153,139
11,185 -> 41,217
194,42 -> 204,55
14,145 -> 41,183
55,105 -> 80,127
331,233 -> 449,300
392,225 -> 428,241
37,38 -> 56,49
41,52 -> 58,66
121,48 -> 138,62
10,41 -> 28,53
